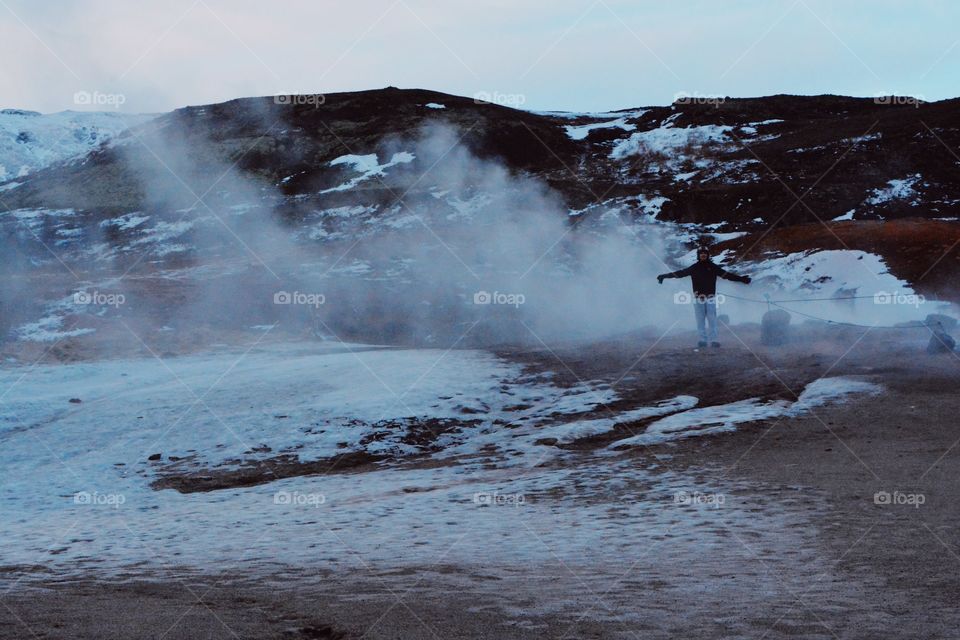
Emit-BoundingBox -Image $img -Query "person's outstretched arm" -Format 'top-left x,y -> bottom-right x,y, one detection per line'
657,265 -> 694,284
714,263 -> 751,284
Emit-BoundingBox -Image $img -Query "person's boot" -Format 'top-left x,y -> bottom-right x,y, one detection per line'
711,342 -> 721,348
697,341 -> 707,348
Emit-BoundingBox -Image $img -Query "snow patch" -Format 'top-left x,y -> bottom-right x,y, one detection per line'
864,174 -> 921,206
321,152 -> 416,193
610,377 -> 881,447
0,110 -> 155,178
100,212 -> 150,231
565,117 -> 636,141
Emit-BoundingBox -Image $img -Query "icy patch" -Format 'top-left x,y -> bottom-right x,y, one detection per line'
743,249 -> 903,299
527,396 -> 699,445
0,110 -> 155,178
531,108 -> 648,120
331,259 -> 373,276
700,158 -> 761,184
132,219 -> 195,247
833,209 -> 855,221
424,103 -> 446,109
312,205 -> 376,219
15,314 -> 95,342
100,212 -> 150,231
611,124 -> 733,160
737,119 -> 784,136
709,231 -> 748,242
382,213 -> 421,229
321,151 -> 415,193
565,117 -> 636,141
786,377 -> 881,416
864,174 -> 921,206
634,194 -> 669,218
610,377 -> 882,447
3,208 -> 76,232
614,398 -> 787,446
573,194 -> 669,222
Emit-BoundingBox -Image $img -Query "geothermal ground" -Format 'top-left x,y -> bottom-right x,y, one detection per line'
1,320 -> 958,639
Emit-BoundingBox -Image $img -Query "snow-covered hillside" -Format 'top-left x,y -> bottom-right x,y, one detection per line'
0,108 -> 154,184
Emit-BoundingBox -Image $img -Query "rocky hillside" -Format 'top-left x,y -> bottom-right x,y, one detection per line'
1,88 -> 958,355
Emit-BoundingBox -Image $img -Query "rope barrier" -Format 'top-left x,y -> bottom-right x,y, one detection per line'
717,292 -> 947,331
720,292 -> 930,304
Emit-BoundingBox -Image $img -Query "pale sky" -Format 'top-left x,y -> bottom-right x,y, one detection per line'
1,0 -> 956,114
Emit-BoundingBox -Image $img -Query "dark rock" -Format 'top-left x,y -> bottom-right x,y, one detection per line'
147,453 -> 162,461
761,309 -> 791,346
298,625 -> 346,639
927,330 -> 956,354
68,398 -> 82,404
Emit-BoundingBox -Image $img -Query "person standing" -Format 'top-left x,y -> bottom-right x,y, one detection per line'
657,246 -> 751,348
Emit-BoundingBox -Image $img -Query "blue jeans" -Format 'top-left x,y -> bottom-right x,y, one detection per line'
693,297 -> 718,343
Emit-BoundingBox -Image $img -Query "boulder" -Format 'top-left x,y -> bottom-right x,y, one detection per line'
927,329 -> 956,354
925,314 -> 958,332
761,309 -> 791,346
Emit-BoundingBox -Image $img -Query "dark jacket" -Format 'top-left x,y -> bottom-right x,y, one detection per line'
662,260 -> 747,295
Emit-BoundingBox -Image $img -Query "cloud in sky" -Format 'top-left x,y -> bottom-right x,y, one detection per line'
1,0 -> 957,114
